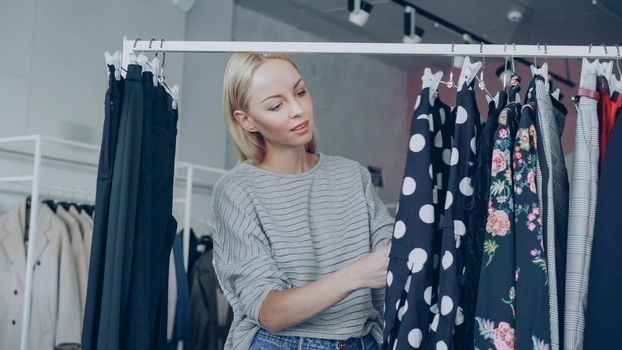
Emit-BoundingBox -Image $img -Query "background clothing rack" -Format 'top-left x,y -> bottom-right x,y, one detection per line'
0,135 -> 99,350
120,38 -> 621,75
174,162 -> 227,272
0,134 -> 228,350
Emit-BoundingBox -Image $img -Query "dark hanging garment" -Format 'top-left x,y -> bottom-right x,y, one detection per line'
84,63 -> 179,350
472,91 -> 508,314
474,102 -> 520,350
513,104 -> 551,349
383,86 -> 453,350
584,94 -> 622,349
82,64 -> 124,350
435,81 -> 481,350
166,234 -> 192,348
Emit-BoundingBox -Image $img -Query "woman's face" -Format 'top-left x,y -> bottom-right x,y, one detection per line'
235,59 -> 314,150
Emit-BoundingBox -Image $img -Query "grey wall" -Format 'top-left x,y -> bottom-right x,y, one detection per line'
0,0 -> 186,211
177,0 -> 234,169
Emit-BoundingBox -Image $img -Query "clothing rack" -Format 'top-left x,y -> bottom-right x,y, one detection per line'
121,38 -> 621,75
0,134 -> 228,350
174,161 -> 227,272
0,135 -> 99,350
172,162 -> 227,350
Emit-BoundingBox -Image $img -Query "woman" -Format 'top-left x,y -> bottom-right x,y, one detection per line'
213,53 -> 394,350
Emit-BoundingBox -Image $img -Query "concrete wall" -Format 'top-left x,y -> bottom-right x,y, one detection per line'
0,0 -> 186,212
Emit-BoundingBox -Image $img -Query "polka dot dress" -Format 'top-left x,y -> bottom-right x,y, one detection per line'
434,81 -> 481,350
382,81 -> 469,349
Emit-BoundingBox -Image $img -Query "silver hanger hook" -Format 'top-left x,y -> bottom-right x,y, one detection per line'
544,43 -> 549,64
589,44 -> 593,54
503,55 -> 509,89
602,44 -> 608,55
451,42 -> 455,53
504,43 -> 507,53
615,44 -> 621,78
149,38 -> 155,49
480,42 -> 484,54
160,38 -> 165,49
133,38 -> 141,48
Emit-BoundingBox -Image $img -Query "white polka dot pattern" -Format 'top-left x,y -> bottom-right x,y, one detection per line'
402,177 -> 416,195
409,134 -> 426,153
408,328 -> 423,348
393,220 -> 406,239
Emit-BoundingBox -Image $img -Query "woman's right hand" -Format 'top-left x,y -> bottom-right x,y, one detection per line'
347,242 -> 391,290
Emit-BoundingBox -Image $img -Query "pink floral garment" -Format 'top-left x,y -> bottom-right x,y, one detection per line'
475,103 -> 520,350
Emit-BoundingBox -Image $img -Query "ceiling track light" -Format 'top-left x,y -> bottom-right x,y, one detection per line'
348,0 -> 374,27
403,6 -> 425,43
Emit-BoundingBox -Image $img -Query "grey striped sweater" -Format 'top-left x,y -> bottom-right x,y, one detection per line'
211,153 -> 394,350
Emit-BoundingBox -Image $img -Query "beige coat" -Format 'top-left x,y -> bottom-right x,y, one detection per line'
57,206 -> 88,322
0,199 -> 82,349
78,209 -> 93,262
68,205 -> 92,270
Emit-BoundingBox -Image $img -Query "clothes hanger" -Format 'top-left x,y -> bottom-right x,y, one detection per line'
474,44 -> 494,101
104,51 -> 122,80
439,43 -> 457,89
421,67 -> 443,91
457,56 -> 483,92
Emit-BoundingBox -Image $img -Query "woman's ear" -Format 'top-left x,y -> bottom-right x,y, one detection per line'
233,110 -> 258,132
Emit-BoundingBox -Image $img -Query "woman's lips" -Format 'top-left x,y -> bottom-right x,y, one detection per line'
291,121 -> 309,133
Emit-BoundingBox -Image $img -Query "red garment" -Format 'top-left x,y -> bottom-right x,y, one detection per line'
597,77 -> 622,169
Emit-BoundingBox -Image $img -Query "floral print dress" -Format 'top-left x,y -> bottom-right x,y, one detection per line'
474,103 -> 551,350
475,103 -> 520,350
514,104 -> 550,350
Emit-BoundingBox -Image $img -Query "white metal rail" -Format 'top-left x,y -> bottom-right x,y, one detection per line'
121,39 -> 622,72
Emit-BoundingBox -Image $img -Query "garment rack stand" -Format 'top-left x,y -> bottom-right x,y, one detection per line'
174,162 -> 227,272
0,135 -> 99,350
0,134 -> 228,350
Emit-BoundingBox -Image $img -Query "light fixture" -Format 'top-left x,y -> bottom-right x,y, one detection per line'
403,6 -> 425,44
348,0 -> 373,27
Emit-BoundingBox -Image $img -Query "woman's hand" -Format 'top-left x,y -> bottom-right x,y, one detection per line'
258,241 -> 391,333
347,242 -> 391,290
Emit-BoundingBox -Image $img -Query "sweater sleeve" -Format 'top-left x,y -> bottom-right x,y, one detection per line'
211,179 -> 293,325
359,166 -> 394,319
359,165 -> 394,250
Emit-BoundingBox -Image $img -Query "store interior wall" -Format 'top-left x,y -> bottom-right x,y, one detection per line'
0,0 -> 186,212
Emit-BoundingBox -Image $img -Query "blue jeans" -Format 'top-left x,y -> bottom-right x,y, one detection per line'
250,328 -> 378,350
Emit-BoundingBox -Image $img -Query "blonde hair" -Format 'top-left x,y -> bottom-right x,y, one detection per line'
222,53 -> 317,163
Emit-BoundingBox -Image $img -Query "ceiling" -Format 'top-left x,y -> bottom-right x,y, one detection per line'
235,0 -> 622,72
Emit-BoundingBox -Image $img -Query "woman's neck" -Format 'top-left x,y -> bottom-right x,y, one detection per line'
257,146 -> 318,175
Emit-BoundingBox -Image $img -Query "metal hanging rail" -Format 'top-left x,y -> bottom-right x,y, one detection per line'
121,38 -> 621,73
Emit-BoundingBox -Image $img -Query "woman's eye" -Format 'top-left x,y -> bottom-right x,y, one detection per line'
269,103 -> 282,111
297,90 -> 307,97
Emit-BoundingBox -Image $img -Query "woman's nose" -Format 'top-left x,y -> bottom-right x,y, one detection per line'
289,100 -> 304,118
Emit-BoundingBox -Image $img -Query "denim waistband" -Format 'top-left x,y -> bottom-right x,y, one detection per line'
251,328 -> 377,350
